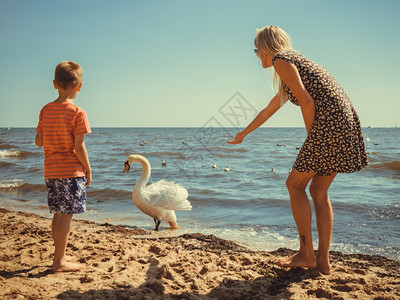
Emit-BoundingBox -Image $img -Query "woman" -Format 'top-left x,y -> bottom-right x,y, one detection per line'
228,26 -> 368,275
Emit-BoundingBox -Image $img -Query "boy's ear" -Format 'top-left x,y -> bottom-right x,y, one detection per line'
53,80 -> 58,89
76,82 -> 83,92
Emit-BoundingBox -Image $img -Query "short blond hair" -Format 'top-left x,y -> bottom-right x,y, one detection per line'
54,61 -> 83,90
254,26 -> 293,104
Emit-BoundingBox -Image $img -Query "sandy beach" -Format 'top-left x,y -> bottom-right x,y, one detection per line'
0,208 -> 399,300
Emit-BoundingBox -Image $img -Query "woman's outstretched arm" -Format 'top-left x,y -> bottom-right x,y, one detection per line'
227,93 -> 282,144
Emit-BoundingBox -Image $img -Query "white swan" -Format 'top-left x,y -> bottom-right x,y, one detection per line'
212,162 -> 217,169
123,154 -> 192,231
224,165 -> 230,172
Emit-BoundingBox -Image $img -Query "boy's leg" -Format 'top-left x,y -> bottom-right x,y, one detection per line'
52,213 -> 83,272
46,177 -> 86,272
276,170 -> 316,268
309,173 -> 337,275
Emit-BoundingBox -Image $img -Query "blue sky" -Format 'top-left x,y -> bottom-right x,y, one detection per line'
0,0 -> 399,128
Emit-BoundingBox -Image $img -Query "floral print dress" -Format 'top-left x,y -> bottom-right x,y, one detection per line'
272,50 -> 368,175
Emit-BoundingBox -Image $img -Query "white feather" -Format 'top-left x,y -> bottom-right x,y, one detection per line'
124,154 -> 191,230
144,179 -> 191,210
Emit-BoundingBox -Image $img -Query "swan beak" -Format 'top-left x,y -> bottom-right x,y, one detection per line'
123,161 -> 131,173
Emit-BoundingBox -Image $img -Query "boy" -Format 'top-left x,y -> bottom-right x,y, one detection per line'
35,61 -> 92,272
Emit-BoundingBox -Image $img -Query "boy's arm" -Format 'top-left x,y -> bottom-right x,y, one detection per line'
35,132 -> 43,147
74,135 -> 92,187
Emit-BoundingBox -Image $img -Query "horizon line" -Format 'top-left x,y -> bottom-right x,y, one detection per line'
0,126 -> 397,129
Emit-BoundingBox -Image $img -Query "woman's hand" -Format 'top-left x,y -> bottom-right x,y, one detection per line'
227,131 -> 246,144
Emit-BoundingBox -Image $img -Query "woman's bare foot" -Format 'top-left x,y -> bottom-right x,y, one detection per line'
275,252 -> 317,269
52,261 -> 84,273
316,258 -> 332,275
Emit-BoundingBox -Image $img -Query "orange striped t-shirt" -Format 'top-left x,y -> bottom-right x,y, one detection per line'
36,101 -> 91,179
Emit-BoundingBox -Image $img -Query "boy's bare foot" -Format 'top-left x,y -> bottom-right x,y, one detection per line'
65,255 -> 76,262
52,261 -> 84,273
275,252 -> 317,269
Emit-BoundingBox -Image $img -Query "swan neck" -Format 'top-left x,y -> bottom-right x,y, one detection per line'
136,159 -> 151,188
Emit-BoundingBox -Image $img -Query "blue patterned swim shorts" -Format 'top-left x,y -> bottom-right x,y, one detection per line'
45,177 -> 87,214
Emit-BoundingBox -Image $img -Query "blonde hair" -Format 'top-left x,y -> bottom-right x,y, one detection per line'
54,61 -> 83,90
254,26 -> 293,104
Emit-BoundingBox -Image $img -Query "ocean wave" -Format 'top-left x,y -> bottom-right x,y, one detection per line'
0,161 -> 16,169
0,179 -> 24,189
189,195 -> 288,208
0,180 -> 45,193
147,151 -> 185,158
26,167 -> 43,174
188,196 -> 242,207
220,147 -> 248,153
189,187 -> 223,196
87,188 -> 131,201
368,161 -> 400,173
122,150 -> 185,160
0,143 -> 13,149
0,149 -> 39,159
215,152 -> 246,159
200,173 -> 227,180
333,200 -> 400,218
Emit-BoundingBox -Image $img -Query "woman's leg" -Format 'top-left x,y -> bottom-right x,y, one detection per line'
276,170 -> 316,268
309,173 -> 337,275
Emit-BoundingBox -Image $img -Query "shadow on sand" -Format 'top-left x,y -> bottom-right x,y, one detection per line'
57,254 -> 321,300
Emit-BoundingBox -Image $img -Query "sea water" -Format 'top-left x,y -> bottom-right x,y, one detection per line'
0,127 -> 399,260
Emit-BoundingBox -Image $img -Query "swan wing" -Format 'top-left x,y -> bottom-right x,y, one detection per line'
143,179 -> 192,211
